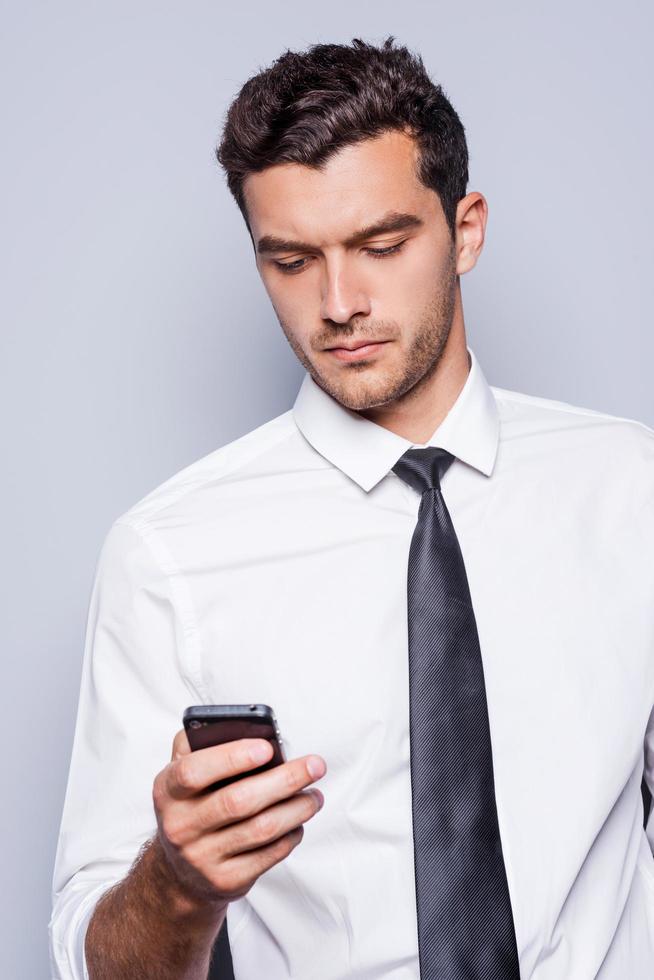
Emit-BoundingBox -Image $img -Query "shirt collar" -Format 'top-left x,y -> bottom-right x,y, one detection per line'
292,345 -> 500,492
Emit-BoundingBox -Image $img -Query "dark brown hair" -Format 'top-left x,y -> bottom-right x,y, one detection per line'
215,36 -> 469,242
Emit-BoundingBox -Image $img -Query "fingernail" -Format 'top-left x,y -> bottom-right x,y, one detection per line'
307,756 -> 326,779
311,788 -> 324,809
251,741 -> 272,763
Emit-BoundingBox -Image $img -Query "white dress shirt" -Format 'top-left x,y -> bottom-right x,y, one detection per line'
50,345 -> 654,979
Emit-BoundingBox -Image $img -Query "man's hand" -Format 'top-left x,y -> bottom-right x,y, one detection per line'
85,733 -> 326,979
153,730 -> 327,909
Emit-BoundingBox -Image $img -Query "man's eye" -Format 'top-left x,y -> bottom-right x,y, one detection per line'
365,241 -> 406,259
275,257 -> 308,274
274,240 -> 407,275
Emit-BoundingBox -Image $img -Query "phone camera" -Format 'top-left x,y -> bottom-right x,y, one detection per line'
188,720 -> 202,729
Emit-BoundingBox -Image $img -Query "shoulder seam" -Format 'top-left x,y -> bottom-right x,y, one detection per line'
119,413 -> 297,530
491,386 -> 654,436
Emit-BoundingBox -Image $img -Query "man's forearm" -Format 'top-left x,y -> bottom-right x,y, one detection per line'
85,837 -> 227,980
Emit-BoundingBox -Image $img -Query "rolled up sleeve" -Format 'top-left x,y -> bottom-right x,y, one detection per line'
49,519 -> 201,979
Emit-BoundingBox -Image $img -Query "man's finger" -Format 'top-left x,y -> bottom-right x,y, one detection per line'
207,754 -> 325,828
171,728 -> 191,760
167,738 -> 274,799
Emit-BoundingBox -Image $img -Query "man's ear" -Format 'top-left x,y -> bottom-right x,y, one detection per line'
454,192 -> 488,276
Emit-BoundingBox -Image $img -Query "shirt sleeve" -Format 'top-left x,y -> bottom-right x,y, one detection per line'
49,519 -> 201,979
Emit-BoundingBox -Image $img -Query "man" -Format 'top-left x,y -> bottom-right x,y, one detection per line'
50,35 -> 654,980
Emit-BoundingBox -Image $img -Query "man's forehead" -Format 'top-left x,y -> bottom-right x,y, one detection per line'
246,127 -> 420,194
243,130 -> 429,244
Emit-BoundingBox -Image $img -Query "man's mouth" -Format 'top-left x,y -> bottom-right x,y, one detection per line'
324,340 -> 390,362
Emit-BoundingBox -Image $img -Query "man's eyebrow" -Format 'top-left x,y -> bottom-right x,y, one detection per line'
255,211 -> 424,256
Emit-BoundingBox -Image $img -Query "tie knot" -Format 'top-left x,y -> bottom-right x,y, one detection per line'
392,446 -> 455,494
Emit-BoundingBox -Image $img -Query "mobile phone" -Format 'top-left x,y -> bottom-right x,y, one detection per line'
183,704 -> 286,791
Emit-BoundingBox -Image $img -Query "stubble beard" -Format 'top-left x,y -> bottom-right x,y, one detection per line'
276,259 -> 458,412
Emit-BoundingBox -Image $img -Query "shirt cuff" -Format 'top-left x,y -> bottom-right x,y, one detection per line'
49,879 -> 115,980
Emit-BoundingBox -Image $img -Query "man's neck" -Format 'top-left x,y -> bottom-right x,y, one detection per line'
359,331 -> 471,445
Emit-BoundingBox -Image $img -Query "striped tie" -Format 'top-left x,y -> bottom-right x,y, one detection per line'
392,446 -> 520,978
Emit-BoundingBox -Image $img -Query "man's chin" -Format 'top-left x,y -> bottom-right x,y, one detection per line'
311,368 -> 403,412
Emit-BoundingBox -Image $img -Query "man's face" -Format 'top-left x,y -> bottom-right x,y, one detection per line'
244,128 -> 460,411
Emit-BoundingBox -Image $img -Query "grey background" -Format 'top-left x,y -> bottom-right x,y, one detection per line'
2,1 -> 652,976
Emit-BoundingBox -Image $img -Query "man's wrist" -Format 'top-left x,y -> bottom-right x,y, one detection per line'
85,837 -> 228,979
145,835 -> 228,931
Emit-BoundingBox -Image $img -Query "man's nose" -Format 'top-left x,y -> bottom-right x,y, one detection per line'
319,259 -> 372,324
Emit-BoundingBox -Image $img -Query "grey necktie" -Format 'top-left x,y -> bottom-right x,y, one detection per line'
392,446 -> 520,979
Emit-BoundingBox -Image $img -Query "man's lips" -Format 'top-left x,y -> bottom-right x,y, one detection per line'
324,340 -> 390,362
324,339 -> 389,351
